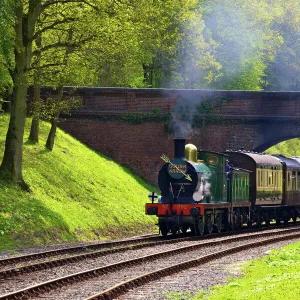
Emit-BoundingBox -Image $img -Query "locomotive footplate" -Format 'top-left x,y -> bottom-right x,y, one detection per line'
201,201 -> 251,208
146,202 -> 251,217
145,203 -> 205,216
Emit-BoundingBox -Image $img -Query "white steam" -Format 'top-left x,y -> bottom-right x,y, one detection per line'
193,174 -> 211,202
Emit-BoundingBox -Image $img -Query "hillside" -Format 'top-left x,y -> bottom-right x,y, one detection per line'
266,138 -> 300,157
0,114 -> 157,252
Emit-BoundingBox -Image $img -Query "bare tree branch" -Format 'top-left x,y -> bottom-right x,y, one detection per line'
41,0 -> 116,15
32,17 -> 78,40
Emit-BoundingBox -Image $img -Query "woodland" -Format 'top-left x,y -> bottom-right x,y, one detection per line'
0,0 -> 299,188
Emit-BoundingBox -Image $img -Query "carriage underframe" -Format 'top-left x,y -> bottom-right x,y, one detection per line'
146,202 -> 300,236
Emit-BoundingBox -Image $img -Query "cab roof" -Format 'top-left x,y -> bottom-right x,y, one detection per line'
225,151 -> 282,167
273,154 -> 300,170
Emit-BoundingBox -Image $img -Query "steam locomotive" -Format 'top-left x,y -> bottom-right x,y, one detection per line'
145,139 -> 300,236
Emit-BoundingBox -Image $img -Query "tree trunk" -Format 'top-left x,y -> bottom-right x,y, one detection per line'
45,86 -> 63,151
45,116 -> 59,151
28,34 -> 42,144
0,4 -> 28,188
28,116 -> 40,143
0,1 -> 41,190
28,83 -> 40,143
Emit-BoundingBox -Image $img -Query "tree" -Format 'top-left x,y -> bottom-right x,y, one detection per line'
264,1 -> 300,91
27,1 -> 97,143
138,0 -> 220,89
0,0 -> 14,110
38,87 -> 82,150
0,0 -> 98,188
202,0 -> 283,90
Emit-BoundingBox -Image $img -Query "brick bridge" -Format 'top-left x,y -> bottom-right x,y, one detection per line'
44,87 -> 300,185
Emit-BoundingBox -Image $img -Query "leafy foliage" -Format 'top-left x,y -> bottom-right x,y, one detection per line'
0,0 -> 299,93
203,0 -> 284,90
266,138 -> 300,157
29,92 -> 83,122
0,0 -> 14,96
264,1 -> 300,90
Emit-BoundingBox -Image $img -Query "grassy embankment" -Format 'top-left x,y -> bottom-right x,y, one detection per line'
0,114 -> 157,253
266,138 -> 300,157
191,241 -> 300,300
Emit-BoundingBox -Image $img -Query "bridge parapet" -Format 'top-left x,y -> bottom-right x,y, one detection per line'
36,87 -> 300,118
33,87 -> 300,185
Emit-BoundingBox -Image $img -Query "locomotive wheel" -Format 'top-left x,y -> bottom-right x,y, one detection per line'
181,226 -> 189,235
247,220 -> 252,229
159,223 -> 168,237
215,215 -> 222,233
190,226 -> 195,235
205,215 -> 213,234
292,212 -> 297,223
234,212 -> 242,230
194,216 -> 204,236
171,226 -> 178,235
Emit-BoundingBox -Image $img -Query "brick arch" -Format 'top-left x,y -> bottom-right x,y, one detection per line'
190,121 -> 300,153
253,133 -> 300,153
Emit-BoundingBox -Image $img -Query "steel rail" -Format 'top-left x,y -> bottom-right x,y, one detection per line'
1,220 -> 298,268
0,235 -> 195,279
1,224 -> 298,280
0,234 -> 159,267
87,232 -> 300,300
0,228 -> 299,299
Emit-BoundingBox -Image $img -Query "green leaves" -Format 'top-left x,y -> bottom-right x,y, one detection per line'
1,0 -> 298,92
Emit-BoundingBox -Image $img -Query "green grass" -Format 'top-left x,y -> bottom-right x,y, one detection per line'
0,114 -> 157,252
191,242 -> 300,300
266,138 -> 300,157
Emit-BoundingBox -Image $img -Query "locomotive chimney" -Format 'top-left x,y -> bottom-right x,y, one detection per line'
174,138 -> 186,159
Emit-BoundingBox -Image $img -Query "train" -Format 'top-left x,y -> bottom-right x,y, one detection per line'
145,139 -> 300,236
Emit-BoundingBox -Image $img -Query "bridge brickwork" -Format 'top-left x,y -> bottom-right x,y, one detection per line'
49,87 -> 300,185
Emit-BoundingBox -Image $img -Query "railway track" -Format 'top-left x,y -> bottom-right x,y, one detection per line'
1,220 -> 297,269
1,227 -> 300,299
0,234 -> 196,279
0,234 -> 160,268
0,222 -> 296,276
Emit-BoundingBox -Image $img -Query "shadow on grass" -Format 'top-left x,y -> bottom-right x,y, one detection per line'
24,140 -> 38,146
0,181 -> 78,252
38,148 -> 51,154
23,140 -> 51,154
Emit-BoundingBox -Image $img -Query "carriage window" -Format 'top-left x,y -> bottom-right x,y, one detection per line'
298,172 -> 300,191
279,170 -> 281,188
271,170 -> 274,186
288,172 -> 291,189
292,171 -> 296,190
